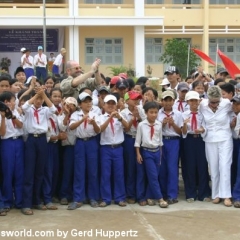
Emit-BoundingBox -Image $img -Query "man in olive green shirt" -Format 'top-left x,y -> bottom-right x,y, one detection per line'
60,59 -> 101,99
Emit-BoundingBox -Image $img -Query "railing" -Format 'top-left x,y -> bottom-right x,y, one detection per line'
0,3 -> 68,8
145,4 -> 203,9
209,4 -> 240,9
78,4 -> 134,8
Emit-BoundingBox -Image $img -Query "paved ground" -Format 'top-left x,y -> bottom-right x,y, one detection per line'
0,182 -> 240,240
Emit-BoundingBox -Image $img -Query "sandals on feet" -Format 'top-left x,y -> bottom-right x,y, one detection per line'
212,197 -> 221,204
21,208 -> 33,215
33,204 -> 47,210
118,201 -> 127,207
67,202 -> 83,210
46,202 -> 58,210
60,198 -> 68,205
126,198 -> 136,204
139,201 -> 147,206
186,198 -> 195,203
234,201 -> 240,208
223,198 -> 232,207
99,202 -> 109,208
167,199 -> 178,205
147,199 -> 155,206
90,200 -> 99,208
0,209 -> 7,216
203,197 -> 211,202
159,199 -> 168,208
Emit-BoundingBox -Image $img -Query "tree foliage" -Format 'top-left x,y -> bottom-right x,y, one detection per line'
160,39 -> 200,78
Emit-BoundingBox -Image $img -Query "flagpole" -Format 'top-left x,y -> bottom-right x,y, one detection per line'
187,44 -> 190,76
216,43 -> 219,73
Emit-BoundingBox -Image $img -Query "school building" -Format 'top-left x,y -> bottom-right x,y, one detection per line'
0,0 -> 240,77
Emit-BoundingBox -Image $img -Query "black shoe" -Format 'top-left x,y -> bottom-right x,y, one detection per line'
167,199 -> 178,205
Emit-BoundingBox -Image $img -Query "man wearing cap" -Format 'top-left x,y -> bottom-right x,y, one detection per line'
60,59 -> 101,99
173,82 -> 190,113
216,68 -> 229,81
21,49 -> 34,79
164,66 -> 180,91
116,79 -> 129,98
52,48 -> 67,75
34,46 -> 47,81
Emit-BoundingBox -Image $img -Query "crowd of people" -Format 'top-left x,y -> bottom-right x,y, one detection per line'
0,49 -> 240,217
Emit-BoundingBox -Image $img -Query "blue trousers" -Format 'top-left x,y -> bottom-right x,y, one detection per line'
24,68 -> 34,80
22,134 -> 48,208
1,138 -> 24,208
0,189 -> 4,209
42,142 -> 59,204
142,148 -> 163,199
232,138 -> 240,189
73,137 -> 99,202
52,65 -> 59,75
100,145 -> 125,204
36,67 -> 47,81
233,145 -> 240,201
60,145 -> 74,200
159,138 -> 180,199
123,135 -> 137,200
183,135 -> 211,200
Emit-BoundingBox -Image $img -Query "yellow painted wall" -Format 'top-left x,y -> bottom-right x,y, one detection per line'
0,8 -> 68,16
78,8 -> 134,16
79,26 -> 134,77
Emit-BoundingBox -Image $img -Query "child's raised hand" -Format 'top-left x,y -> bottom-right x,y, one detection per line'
0,111 -> 5,118
230,117 -> 237,128
194,127 -> 205,134
88,116 -> 96,125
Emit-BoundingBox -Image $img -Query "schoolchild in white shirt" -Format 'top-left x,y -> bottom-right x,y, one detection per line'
98,94 -> 129,207
157,90 -> 183,204
34,46 -> 47,81
21,87 -> 56,215
21,49 -> 34,79
0,91 -> 24,210
58,97 -> 78,205
182,91 -> 211,202
121,91 -> 142,204
68,92 -> 101,210
173,82 -> 190,113
42,88 -> 66,210
135,101 -> 168,208
52,48 -> 66,75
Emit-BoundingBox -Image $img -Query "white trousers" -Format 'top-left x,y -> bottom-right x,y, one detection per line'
205,139 -> 233,199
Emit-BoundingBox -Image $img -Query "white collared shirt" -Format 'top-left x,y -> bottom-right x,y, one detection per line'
121,107 -> 138,136
199,98 -> 232,142
21,54 -> 34,69
0,109 -> 24,139
173,99 -> 189,113
99,113 -> 125,145
47,114 -> 59,142
22,101 -> 56,134
70,110 -> 100,138
134,119 -> 163,148
34,53 -> 47,67
181,110 -> 207,138
57,113 -> 76,146
91,105 -> 101,116
53,53 -> 63,66
157,108 -> 183,137
230,111 -> 239,139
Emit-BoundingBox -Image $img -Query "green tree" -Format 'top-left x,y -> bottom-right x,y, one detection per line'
160,39 -> 200,78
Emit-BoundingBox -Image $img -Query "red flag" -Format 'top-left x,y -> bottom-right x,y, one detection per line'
217,49 -> 240,79
192,48 -> 216,66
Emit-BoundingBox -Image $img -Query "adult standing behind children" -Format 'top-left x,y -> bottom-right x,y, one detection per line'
199,86 -> 233,207
52,48 -> 66,75
60,59 -> 101,99
34,46 -> 47,81
21,49 -> 34,79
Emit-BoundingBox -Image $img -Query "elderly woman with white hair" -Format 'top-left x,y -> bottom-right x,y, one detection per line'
199,86 -> 233,207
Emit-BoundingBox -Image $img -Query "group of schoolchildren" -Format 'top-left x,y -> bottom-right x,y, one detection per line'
1,64 -> 240,217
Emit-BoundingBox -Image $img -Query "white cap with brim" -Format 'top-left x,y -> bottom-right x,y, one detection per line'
104,94 -> 117,104
161,90 -> 175,100
20,47 -> 26,52
185,91 -> 200,101
78,92 -> 92,101
159,78 -> 170,86
25,76 -> 36,85
65,97 -> 78,107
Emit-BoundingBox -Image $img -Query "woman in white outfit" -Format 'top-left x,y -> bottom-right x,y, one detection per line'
199,86 -> 233,207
